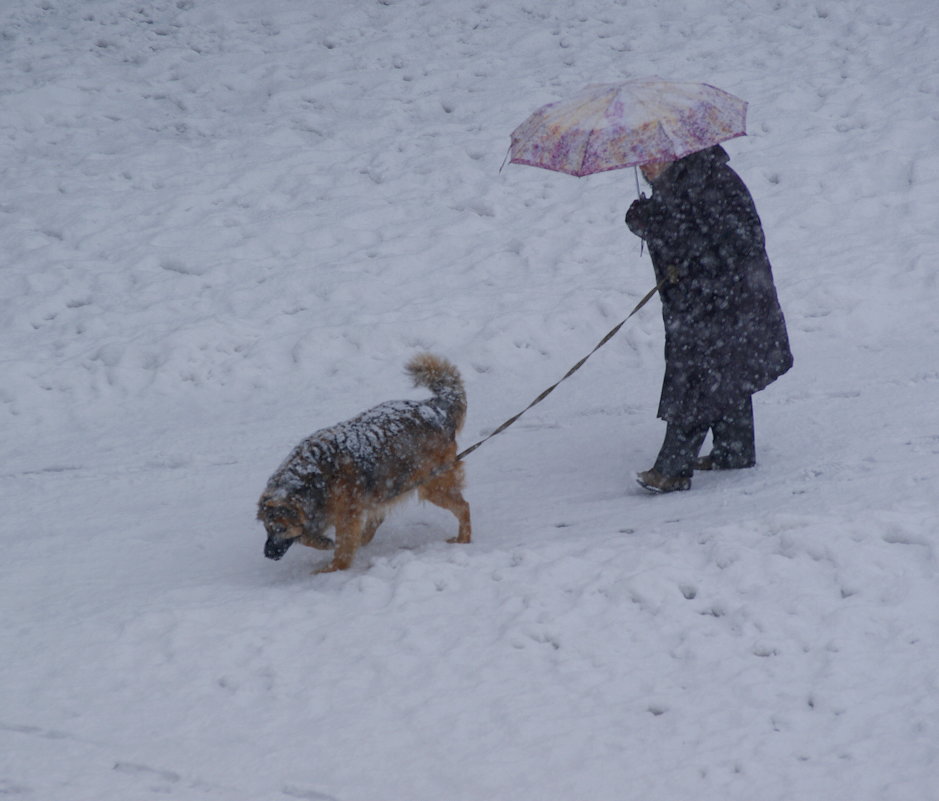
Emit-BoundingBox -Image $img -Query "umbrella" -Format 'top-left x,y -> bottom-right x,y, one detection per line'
507,77 -> 747,177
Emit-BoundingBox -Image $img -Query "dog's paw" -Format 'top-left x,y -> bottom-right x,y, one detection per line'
313,559 -> 352,574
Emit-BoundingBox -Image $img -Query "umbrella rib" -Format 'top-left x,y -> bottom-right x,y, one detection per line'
631,89 -> 679,164
654,119 -> 682,161
573,88 -> 618,175
577,122 -> 598,177
516,88 -> 615,175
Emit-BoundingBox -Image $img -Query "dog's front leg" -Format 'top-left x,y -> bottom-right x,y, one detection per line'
316,510 -> 363,573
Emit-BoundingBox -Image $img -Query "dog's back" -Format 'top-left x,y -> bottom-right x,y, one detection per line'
269,354 -> 464,497
315,353 -> 464,500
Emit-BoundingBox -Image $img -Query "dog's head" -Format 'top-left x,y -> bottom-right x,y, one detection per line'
257,494 -> 304,561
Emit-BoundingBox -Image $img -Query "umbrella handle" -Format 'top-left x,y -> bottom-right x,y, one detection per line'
633,166 -> 647,257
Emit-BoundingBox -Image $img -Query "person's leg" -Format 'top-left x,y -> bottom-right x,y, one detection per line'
654,420 -> 710,478
704,395 -> 756,469
638,419 -> 708,492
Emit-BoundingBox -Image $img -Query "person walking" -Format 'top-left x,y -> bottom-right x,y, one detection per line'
625,145 -> 793,493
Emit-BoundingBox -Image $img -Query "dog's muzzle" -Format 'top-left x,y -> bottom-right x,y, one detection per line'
264,537 -> 294,561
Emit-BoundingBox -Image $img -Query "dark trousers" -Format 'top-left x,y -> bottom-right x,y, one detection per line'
653,395 -> 756,478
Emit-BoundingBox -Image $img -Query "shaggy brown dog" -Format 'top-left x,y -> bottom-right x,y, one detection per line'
258,354 -> 471,573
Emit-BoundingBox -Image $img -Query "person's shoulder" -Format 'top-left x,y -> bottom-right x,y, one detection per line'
714,161 -> 755,200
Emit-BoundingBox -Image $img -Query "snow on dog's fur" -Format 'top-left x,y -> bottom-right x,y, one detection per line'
258,354 -> 471,573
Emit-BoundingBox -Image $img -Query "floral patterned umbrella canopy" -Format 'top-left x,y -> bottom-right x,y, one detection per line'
508,78 -> 747,177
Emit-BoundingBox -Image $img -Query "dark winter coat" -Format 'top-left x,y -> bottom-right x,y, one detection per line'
625,146 -> 793,425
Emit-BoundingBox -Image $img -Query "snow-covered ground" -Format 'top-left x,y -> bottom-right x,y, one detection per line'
2,0 -> 938,798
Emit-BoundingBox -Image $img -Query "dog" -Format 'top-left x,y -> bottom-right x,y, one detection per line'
258,353 -> 471,573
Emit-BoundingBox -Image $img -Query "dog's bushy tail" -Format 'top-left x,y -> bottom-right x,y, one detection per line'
406,353 -> 466,429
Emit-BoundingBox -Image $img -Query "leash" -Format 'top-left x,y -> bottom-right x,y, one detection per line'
455,278 -> 665,462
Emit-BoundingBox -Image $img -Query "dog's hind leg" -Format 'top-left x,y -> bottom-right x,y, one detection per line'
420,471 -> 472,545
